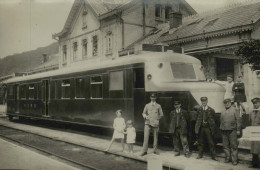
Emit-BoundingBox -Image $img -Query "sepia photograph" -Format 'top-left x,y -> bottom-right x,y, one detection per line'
0,0 -> 259,169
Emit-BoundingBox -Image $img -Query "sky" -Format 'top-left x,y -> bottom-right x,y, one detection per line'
0,0 -> 244,58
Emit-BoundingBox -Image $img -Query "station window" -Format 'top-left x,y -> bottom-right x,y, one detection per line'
109,71 -> 123,91
90,76 -> 102,98
165,6 -> 172,20
92,35 -> 98,56
75,78 -> 85,98
73,42 -> 78,61
134,68 -> 144,88
155,4 -> 162,19
29,84 -> 35,99
82,39 -> 88,58
82,9 -> 88,28
61,79 -> 71,99
106,31 -> 113,54
62,45 -> 67,65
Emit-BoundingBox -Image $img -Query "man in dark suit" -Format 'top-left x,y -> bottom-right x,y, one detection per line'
195,97 -> 217,160
169,101 -> 190,158
249,97 -> 260,168
140,93 -> 163,156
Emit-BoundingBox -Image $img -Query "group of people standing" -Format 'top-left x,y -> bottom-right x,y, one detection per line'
139,92 -> 259,168
105,74 -> 259,168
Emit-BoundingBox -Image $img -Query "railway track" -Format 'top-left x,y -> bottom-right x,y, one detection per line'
0,118 -> 252,170
0,125 -> 148,170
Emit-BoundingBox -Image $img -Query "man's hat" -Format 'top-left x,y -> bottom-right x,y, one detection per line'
251,97 -> 260,103
150,93 -> 157,98
223,98 -> 232,103
200,97 -> 208,101
174,101 -> 181,105
227,74 -> 233,78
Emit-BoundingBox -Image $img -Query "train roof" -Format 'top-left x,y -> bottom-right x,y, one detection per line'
4,51 -> 201,84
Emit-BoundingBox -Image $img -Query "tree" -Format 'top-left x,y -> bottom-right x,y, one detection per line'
235,39 -> 260,71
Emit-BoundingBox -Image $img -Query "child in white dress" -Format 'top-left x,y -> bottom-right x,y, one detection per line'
105,110 -> 126,152
125,120 -> 136,153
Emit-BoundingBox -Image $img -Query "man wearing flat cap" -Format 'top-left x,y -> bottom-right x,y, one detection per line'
169,101 -> 190,158
195,97 -> 217,160
249,97 -> 260,168
140,93 -> 163,156
220,98 -> 241,165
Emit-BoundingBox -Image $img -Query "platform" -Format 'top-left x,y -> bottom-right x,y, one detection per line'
0,137 -> 78,170
0,118 -> 253,170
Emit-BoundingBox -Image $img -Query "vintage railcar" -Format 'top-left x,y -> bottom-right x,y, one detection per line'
4,51 -> 225,142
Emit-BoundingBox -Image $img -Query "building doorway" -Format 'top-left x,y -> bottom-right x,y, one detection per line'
216,58 -> 234,81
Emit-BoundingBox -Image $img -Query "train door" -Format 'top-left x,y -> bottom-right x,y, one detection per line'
14,84 -> 19,113
133,67 -> 145,130
42,80 -> 49,117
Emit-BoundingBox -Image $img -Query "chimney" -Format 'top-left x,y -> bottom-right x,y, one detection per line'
42,54 -> 48,63
169,12 -> 182,29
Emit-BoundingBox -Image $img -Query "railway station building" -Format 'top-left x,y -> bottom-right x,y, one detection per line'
53,0 -> 196,67
53,0 -> 260,109
155,1 -> 260,109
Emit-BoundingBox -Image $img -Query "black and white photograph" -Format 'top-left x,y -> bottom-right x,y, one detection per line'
0,0 -> 259,169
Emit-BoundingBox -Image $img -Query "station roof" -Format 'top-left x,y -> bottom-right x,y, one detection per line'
54,0 -> 196,38
158,0 -> 260,44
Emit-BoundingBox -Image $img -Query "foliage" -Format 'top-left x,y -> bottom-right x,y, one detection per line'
235,39 -> 260,71
0,42 -> 58,77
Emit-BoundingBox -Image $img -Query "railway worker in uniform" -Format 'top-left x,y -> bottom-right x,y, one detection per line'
195,97 -> 217,160
169,100 -> 190,158
249,97 -> 260,168
140,93 -> 163,156
220,98 -> 241,165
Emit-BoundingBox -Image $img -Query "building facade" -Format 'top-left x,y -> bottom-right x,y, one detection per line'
156,1 -> 260,109
53,0 -> 196,68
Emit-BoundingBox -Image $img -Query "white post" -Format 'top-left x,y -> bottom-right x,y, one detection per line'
147,156 -> 162,170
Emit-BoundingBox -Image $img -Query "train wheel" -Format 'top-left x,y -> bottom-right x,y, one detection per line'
18,116 -> 25,121
8,115 -> 13,121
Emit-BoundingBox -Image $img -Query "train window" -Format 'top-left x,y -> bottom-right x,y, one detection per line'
55,81 -> 61,99
134,68 -> 144,88
20,85 -> 26,99
61,79 -> 70,99
109,71 -> 123,91
171,63 -> 196,79
90,76 -> 103,98
75,78 -> 85,98
28,84 -> 35,99
7,85 -> 14,99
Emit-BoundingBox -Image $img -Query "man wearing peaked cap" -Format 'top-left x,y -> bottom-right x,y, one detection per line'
220,98 -> 241,165
169,100 -> 190,158
195,96 -> 217,160
251,97 -> 260,103
200,97 -> 208,101
140,93 -> 163,156
249,97 -> 260,168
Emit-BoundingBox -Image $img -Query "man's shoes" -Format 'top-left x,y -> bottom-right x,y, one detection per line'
153,151 -> 159,155
196,155 -> 203,159
232,161 -> 238,166
139,152 -> 147,156
174,152 -> 180,156
211,157 -> 218,161
185,154 -> 190,158
224,159 -> 231,163
248,165 -> 259,168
